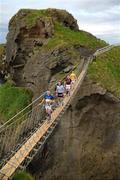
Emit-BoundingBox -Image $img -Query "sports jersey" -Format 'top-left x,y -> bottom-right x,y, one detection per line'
56,85 -> 65,93
65,78 -> 71,85
44,94 -> 54,100
70,73 -> 76,81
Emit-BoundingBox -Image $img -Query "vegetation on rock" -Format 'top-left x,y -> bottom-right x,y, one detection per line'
44,22 -> 107,50
9,8 -> 107,51
88,46 -> 120,97
0,83 -> 33,122
12,171 -> 34,180
24,9 -> 48,27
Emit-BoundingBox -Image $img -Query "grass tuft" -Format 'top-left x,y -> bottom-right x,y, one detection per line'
12,171 -> 34,180
24,9 -> 48,27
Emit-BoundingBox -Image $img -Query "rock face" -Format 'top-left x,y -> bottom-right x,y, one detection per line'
5,9 -> 80,96
0,45 -> 7,83
29,77 -> 120,180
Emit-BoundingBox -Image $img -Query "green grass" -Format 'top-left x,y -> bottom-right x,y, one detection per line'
44,23 -> 107,50
88,46 -> 120,97
0,83 -> 33,122
12,171 -> 34,180
9,9 -> 49,28
23,9 -> 48,27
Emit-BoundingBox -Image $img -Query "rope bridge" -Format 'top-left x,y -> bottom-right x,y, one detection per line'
0,44 -> 118,179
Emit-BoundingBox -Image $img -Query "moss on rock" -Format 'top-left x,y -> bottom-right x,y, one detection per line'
12,171 -> 34,180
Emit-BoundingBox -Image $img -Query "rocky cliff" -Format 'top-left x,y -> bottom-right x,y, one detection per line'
0,44 -> 6,83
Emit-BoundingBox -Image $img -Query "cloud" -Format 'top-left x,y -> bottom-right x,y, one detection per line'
97,32 -> 120,44
55,0 -> 120,11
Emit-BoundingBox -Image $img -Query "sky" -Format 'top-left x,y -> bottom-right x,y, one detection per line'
0,0 -> 120,44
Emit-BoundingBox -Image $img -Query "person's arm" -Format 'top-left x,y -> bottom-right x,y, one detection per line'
55,86 -> 58,96
51,95 -> 55,100
63,85 -> 65,92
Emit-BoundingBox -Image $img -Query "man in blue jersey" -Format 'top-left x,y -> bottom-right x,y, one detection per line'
44,90 -> 55,120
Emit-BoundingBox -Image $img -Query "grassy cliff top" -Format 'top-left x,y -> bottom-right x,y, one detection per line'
44,22 -> 107,50
9,8 -> 77,29
88,46 -> 120,98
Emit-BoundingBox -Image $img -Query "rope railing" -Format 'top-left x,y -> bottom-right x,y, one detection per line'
0,59 -> 83,168
0,93 -> 45,131
0,61 -> 81,131
0,103 -> 44,166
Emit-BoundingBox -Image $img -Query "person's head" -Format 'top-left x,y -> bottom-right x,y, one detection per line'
67,75 -> 70,79
46,90 -> 51,95
58,81 -> 62,86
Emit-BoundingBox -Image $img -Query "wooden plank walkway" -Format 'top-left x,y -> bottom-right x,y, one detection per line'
0,60 -> 90,179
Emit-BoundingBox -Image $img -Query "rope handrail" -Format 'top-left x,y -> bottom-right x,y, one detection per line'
0,93 -> 45,130
94,44 -> 120,56
0,99 -> 44,133
0,60 -> 82,169
0,62 -> 80,130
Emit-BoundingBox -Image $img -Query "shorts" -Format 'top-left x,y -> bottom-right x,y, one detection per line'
58,93 -> 64,97
45,99 -> 52,103
66,84 -> 71,90
45,105 -> 52,110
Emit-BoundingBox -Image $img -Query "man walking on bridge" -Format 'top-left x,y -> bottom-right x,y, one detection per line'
44,91 -> 55,120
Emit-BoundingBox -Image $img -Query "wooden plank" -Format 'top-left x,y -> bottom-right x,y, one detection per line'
0,60 -> 90,180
